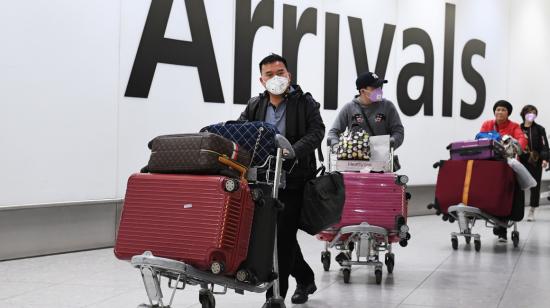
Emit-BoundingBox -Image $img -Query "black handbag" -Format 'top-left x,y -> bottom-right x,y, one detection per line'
300,149 -> 346,235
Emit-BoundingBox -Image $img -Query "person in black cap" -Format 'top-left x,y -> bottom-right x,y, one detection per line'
327,71 -> 404,264
327,71 -> 404,148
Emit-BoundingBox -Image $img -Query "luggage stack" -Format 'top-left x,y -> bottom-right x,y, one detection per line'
115,125 -> 281,284
429,138 -> 523,221
427,136 -> 524,251
317,136 -> 411,285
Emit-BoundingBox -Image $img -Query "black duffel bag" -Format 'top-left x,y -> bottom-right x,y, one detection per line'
300,149 -> 345,235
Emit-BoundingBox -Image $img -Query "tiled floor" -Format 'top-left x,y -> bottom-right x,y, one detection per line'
1,206 -> 549,308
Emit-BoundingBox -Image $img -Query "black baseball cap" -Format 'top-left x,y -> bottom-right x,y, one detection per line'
356,72 -> 388,90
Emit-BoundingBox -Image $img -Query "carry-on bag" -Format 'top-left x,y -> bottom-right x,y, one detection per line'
201,121 -> 279,166
448,139 -> 504,161
143,132 -> 250,176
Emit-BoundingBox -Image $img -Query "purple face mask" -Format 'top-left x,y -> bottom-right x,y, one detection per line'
525,113 -> 537,122
368,88 -> 383,102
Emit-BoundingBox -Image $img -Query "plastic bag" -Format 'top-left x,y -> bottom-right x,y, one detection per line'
507,158 -> 536,190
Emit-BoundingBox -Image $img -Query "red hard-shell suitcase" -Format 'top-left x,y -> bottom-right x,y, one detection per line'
434,160 -> 515,217
114,173 -> 255,275
317,172 -> 407,243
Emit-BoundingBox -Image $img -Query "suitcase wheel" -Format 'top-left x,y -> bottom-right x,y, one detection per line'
210,261 -> 225,275
223,178 -> 240,192
251,188 -> 263,202
395,175 -> 409,185
236,269 -> 250,282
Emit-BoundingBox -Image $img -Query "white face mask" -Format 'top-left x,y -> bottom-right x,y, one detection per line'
265,75 -> 289,95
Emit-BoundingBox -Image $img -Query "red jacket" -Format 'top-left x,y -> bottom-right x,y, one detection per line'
480,119 -> 527,150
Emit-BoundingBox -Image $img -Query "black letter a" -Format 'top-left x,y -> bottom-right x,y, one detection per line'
125,0 -> 224,102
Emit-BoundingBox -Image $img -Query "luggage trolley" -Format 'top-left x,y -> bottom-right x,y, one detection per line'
318,136 -> 411,284
427,159 -> 522,251
128,135 -> 294,308
428,203 -> 520,251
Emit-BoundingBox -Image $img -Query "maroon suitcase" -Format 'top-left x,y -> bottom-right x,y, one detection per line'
434,160 -> 515,217
114,173 -> 255,275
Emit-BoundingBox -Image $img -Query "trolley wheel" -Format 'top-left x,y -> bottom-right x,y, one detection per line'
251,188 -> 263,202
223,178 -> 240,192
451,238 -> 458,250
464,236 -> 471,244
321,251 -> 331,272
199,289 -> 216,308
384,253 -> 395,274
375,269 -> 383,284
474,239 -> 481,252
343,268 -> 351,284
512,231 -> 520,248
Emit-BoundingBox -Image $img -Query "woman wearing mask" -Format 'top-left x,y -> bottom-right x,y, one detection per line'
519,105 -> 549,221
480,100 -> 527,242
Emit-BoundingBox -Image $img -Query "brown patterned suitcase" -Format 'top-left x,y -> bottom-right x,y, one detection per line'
143,132 -> 251,175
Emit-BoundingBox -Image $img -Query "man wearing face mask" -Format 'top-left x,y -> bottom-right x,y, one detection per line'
238,54 -> 325,305
519,105 -> 549,221
327,71 -> 404,150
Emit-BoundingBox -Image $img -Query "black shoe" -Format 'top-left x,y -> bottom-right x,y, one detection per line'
291,282 -> 317,304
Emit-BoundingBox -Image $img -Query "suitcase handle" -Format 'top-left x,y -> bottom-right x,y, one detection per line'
219,156 -> 248,179
459,149 -> 482,156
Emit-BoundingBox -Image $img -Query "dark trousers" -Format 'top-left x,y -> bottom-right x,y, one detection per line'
266,187 -> 314,299
522,159 -> 543,208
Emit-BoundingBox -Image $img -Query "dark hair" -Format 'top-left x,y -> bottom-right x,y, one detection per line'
493,100 -> 513,115
520,104 -> 538,119
259,54 -> 288,72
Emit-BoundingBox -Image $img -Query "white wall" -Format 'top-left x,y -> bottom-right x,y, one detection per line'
508,0 -> 550,180
2,0 -> 548,205
0,0 -> 120,205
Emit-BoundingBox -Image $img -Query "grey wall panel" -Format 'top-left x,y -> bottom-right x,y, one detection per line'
0,200 -> 122,261
2,180 -> 549,261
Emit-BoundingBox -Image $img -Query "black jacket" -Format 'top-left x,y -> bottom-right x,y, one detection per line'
238,85 -> 325,188
521,122 -> 550,162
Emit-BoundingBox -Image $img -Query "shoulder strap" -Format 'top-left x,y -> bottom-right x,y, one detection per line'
359,107 -> 376,136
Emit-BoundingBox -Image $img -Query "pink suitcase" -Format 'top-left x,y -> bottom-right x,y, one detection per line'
317,172 -> 407,243
114,173 -> 255,276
